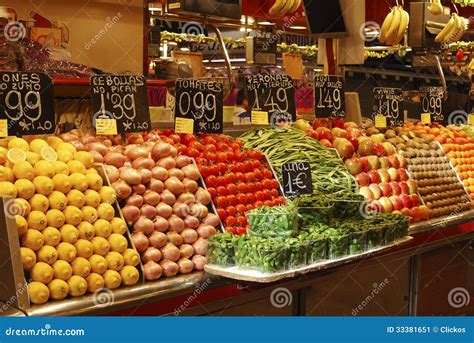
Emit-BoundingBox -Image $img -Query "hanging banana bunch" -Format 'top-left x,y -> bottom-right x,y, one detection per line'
379,5 -> 410,46
269,0 -> 301,16
435,13 -> 468,43
428,0 -> 444,15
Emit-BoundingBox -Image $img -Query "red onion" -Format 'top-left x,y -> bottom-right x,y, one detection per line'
192,255 -> 207,270
151,142 -> 172,161
126,194 -> 143,207
149,231 -> 167,248
153,217 -> 169,232
120,167 -> 141,185
178,258 -> 194,274
144,261 -> 162,281
203,213 -> 220,227
140,204 -> 157,220
181,229 -> 198,244
133,217 -> 154,235
132,157 -> 155,170
193,238 -> 208,255
184,215 -> 200,229
122,205 -> 141,224
182,179 -> 198,193
156,203 -> 173,219
151,166 -> 168,181
112,180 -> 132,200
133,184 -> 146,195
143,190 -> 160,206
131,232 -> 149,253
105,165 -> 120,183
149,179 -> 164,193
104,152 -> 127,168
138,169 -> 152,184
168,215 -> 185,233
160,190 -> 176,205
142,247 -> 162,263
175,155 -> 191,168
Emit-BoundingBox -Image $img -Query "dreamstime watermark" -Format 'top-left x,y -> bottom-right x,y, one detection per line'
5,324 -> 85,337
359,201 -> 382,219
352,279 -> 390,316
92,288 -> 115,308
270,287 -> 293,308
181,22 -> 205,35
359,21 -> 381,42
4,198 -> 29,219
84,12 -> 123,50
447,287 -> 470,308
447,110 -> 468,125
262,12 -> 301,50
0,281 -> 29,313
173,278 -> 212,315
3,21 -> 26,42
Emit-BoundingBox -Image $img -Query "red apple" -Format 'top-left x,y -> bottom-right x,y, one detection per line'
366,155 -> 380,170
389,181 -> 401,196
399,194 -> 412,208
368,170 -> 381,184
400,207 -> 412,218
333,138 -> 355,159
382,142 -> 396,155
331,127 -> 348,139
388,155 -> 401,169
360,157 -> 370,173
407,180 -> 418,194
357,138 -> 375,156
369,184 -> 382,200
398,168 -> 408,181
307,130 -> 319,140
373,143 -> 386,156
411,206 -> 422,222
356,172 -> 370,187
389,195 -> 403,211
320,139 -> 332,148
347,136 -> 359,151
399,181 -> 409,195
359,186 -> 374,200
344,158 -> 363,175
397,154 -> 407,168
379,196 -> 394,213
379,182 -> 392,197
378,169 -> 390,183
387,167 -> 399,182
315,127 -> 333,141
409,194 -> 421,207
379,156 -> 390,169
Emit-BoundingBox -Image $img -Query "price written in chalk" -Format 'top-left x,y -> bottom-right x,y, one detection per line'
373,87 -> 404,127
420,86 -> 444,122
314,75 -> 345,118
281,162 -> 313,197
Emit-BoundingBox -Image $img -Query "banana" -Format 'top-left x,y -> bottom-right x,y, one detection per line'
288,0 -> 301,13
379,7 -> 396,44
442,13 -> 461,43
385,6 -> 402,45
391,8 -> 410,45
428,0 -> 443,15
269,0 -> 287,15
279,0 -> 296,15
435,13 -> 456,42
449,15 -> 467,43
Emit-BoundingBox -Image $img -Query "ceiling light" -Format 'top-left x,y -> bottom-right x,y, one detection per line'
240,16 -> 254,24
289,25 -> 306,30
258,21 -> 275,26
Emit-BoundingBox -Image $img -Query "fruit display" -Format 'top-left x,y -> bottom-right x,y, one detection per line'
378,5 -> 410,46
268,0 -> 301,16
434,12 -> 467,44
0,137 -> 140,305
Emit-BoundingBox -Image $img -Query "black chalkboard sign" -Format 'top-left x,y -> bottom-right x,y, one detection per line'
0,72 -> 54,136
314,75 -> 345,118
281,162 -> 313,197
175,78 -> 223,134
91,74 -> 151,133
245,74 -> 296,124
372,87 -> 404,127
420,86 -> 444,122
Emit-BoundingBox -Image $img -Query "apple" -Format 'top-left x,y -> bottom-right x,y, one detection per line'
366,155 -> 380,170
356,172 -> 370,187
407,180 -> 418,194
382,142 -> 396,155
368,170 -> 381,184
379,182 -> 392,197
411,206 -> 422,222
410,194 -> 421,207
315,127 -> 333,141
373,143 -> 386,157
320,139 -> 332,148
399,194 -> 412,208
389,195 -> 403,211
359,186 -> 374,200
419,205 -> 430,220
369,184 -> 382,200
398,168 -> 408,181
333,138 -> 355,159
358,138 -> 375,156
371,133 -> 385,143
360,157 -> 370,172
388,155 -> 401,169
378,169 -> 390,183
347,136 -> 359,151
387,167 -> 400,182
344,158 -> 363,175
332,127 -> 348,139
399,182 -> 409,195
379,196 -> 394,213
389,181 -> 401,195
397,154 -> 407,168
400,207 -> 412,218
379,156 -> 391,169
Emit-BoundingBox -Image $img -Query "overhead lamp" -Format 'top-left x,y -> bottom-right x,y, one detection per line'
257,21 -> 275,26
289,25 -> 306,30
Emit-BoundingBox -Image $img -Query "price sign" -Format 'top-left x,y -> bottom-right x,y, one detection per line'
245,74 -> 296,126
281,162 -> 313,197
175,79 -> 223,134
0,72 -> 54,136
421,113 -> 431,124
91,74 -> 151,134
420,86 -> 444,122
372,87 -> 403,127
314,75 -> 345,118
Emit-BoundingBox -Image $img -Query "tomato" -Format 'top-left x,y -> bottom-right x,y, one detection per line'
248,150 -> 262,160
254,182 -> 263,191
200,166 -> 210,178
226,206 -> 237,217
245,172 -> 255,183
205,175 -> 218,187
237,183 -> 248,194
186,147 -> 200,158
246,204 -> 254,211
236,193 -> 247,204
235,204 -> 247,214
207,187 -> 217,198
217,152 -> 228,162
176,144 -> 187,155
254,200 -> 264,208
243,161 -> 252,172
255,191 -> 265,201
215,176 -> 226,187
161,137 -> 174,145
169,134 -> 181,144
253,169 -> 263,181
271,179 -> 280,189
263,200 -> 273,207
182,134 -> 196,145
225,216 -> 237,226
246,193 -> 255,203
217,208 -> 227,221
235,172 -> 245,182
206,144 -> 217,153
226,151 -> 236,162
217,162 -> 228,174
236,216 -> 247,226
262,189 -> 272,200
262,178 -> 273,189
225,227 -> 236,234
208,165 -> 219,176
162,129 -> 174,136
230,142 -> 241,151
234,151 -> 245,162
226,183 -> 238,195
217,186 -> 228,196
251,160 -> 262,169
276,196 -> 286,205
203,136 -> 217,146
270,189 -> 279,198
203,152 -> 217,162
226,195 -> 238,206
216,142 -> 229,151
263,169 -> 273,178
225,173 -> 236,184
189,141 -> 204,152
196,157 -> 207,165
214,196 -> 227,208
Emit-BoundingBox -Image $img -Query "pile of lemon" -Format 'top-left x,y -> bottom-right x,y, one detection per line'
0,137 -> 141,305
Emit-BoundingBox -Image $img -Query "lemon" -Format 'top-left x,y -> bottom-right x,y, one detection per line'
110,218 -> 127,235
108,233 -> 128,253
63,206 -> 82,226
52,174 -> 71,193
57,150 -> 73,163
21,229 -> 44,251
28,281 -> 50,304
52,260 -> 72,280
0,165 -> 14,182
25,151 -> 40,165
97,203 -> 115,222
93,219 -> 112,238
52,161 -> 69,176
11,198 -> 31,217
8,138 -> 29,151
99,186 -> 116,204
14,179 -> 35,199
33,160 -> 55,178
71,257 -> 91,278
89,254 -> 107,274
75,239 -> 93,259
78,221 -> 95,240
29,139 -> 48,154
0,181 -> 17,197
67,160 -> 86,175
86,168 -> 98,175
84,190 -> 101,208
73,151 -> 94,169
0,147 -> 6,164
20,247 -> 37,270
57,142 -> 76,154
48,279 -> 69,300
81,206 -> 98,224
67,275 -> 87,297
47,136 -> 62,149
27,211 -> 47,231
56,242 -> 77,262
33,175 -> 54,195
42,227 -> 61,247
30,261 -> 54,283
105,251 -> 124,271
66,189 -> 86,208
12,160 -> 34,180
103,270 -> 121,289
15,215 -> 28,235
91,236 -> 110,256
36,245 -> 58,265
120,266 -> 139,286
40,146 -> 57,162
48,191 -> 67,211
59,224 -> 79,244
86,273 -> 104,293
122,249 -> 140,266
85,173 -> 103,191
29,194 -> 49,212
45,209 -> 65,228
69,173 -> 88,192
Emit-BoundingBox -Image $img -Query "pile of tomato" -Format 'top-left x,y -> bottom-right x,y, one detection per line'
158,130 -> 285,235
